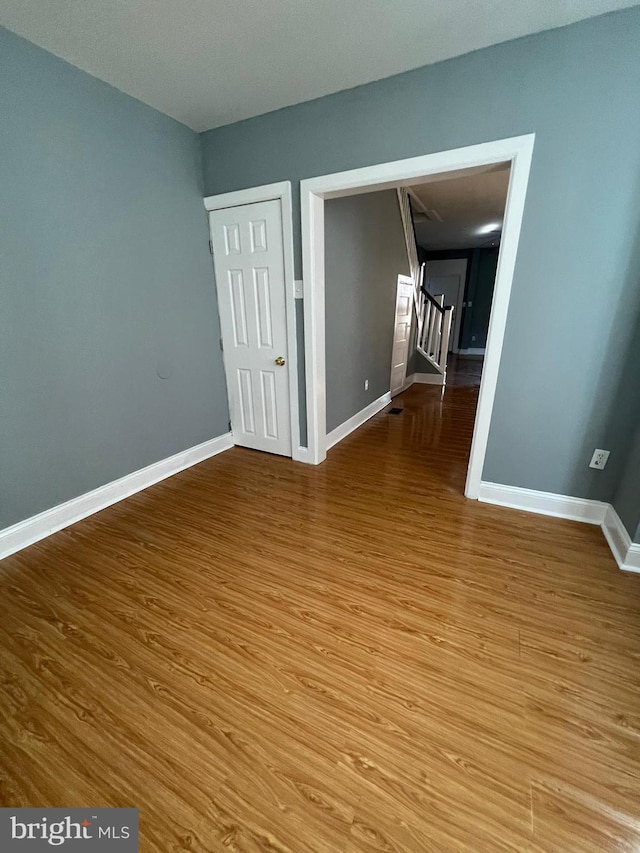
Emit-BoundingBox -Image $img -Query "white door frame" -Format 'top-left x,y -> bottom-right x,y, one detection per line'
203,182 -> 304,461
300,135 -> 535,498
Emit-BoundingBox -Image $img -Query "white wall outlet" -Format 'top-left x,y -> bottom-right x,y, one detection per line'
589,449 -> 610,470
364,379 -> 369,391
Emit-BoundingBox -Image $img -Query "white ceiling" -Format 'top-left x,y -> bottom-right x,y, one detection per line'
0,0 -> 637,132
410,164 -> 511,250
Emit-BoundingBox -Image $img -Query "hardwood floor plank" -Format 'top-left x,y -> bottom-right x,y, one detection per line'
1,365 -> 639,850
529,778 -> 640,853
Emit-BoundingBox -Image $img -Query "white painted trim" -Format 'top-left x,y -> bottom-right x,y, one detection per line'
204,181 -> 292,211
602,505 -> 640,573
602,504 -> 632,568
462,140 -> 534,499
412,372 -> 445,386
326,392 -> 391,451
300,135 -> 535,487
0,433 -> 234,561
279,186 -> 302,462
625,546 -> 640,573
301,138 -> 532,197
302,190 -> 326,464
458,347 -> 486,355
204,182 -> 303,462
477,481 -> 608,524
478,481 -> 640,573
475,481 -> 640,575
294,446 -> 312,463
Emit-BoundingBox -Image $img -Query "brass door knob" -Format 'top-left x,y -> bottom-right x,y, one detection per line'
274,356 -> 286,366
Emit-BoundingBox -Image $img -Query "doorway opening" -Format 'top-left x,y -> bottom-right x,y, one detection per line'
400,159 -> 510,401
301,135 -> 534,498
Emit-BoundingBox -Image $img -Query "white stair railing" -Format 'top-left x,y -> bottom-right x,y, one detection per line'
417,289 -> 453,374
396,191 -> 451,375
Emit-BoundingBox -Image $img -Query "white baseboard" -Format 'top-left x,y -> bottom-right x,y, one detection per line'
0,432 -> 234,561
5,428 -> 638,579
411,372 -> 445,386
602,505 -> 640,573
326,392 -> 392,450
478,482 -> 608,524
293,446 -> 313,464
602,504 -> 631,568
478,481 -> 640,574
625,545 -> 640,573
458,347 -> 486,355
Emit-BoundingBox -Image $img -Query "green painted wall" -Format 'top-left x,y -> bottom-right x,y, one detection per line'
459,248 -> 499,350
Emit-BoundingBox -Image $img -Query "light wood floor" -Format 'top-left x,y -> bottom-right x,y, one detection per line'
1,376 -> 639,851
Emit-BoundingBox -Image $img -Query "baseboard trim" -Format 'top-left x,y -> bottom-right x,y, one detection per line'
459,347 -> 486,355
293,446 -> 313,464
0,432 -> 234,561
625,545 -> 640,573
478,481 -> 640,574
602,505 -> 640,573
5,432 -> 637,576
477,481 -> 608,524
327,392 -> 392,450
411,372 -> 445,386
602,504 -> 631,568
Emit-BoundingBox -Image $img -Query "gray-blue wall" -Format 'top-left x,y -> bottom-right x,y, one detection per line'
325,191 -> 410,432
612,425 -> 640,544
0,26 -> 229,530
609,314 -> 640,543
200,7 -> 640,513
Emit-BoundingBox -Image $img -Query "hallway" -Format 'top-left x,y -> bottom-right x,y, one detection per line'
1,379 -> 639,851
445,352 -> 484,387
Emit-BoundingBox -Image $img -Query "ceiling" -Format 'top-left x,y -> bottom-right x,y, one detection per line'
0,1 -> 637,132
409,164 -> 511,250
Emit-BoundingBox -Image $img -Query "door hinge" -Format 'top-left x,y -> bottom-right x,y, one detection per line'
209,239 -> 213,255
219,337 -> 224,351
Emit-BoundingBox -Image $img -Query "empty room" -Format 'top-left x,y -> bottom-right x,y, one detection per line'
2,1 -> 640,851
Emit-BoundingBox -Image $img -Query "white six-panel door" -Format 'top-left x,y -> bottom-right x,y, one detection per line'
390,276 -> 415,396
209,200 -> 292,456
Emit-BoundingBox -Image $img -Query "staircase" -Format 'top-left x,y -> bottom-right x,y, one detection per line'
397,188 -> 452,375
416,264 -> 453,374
